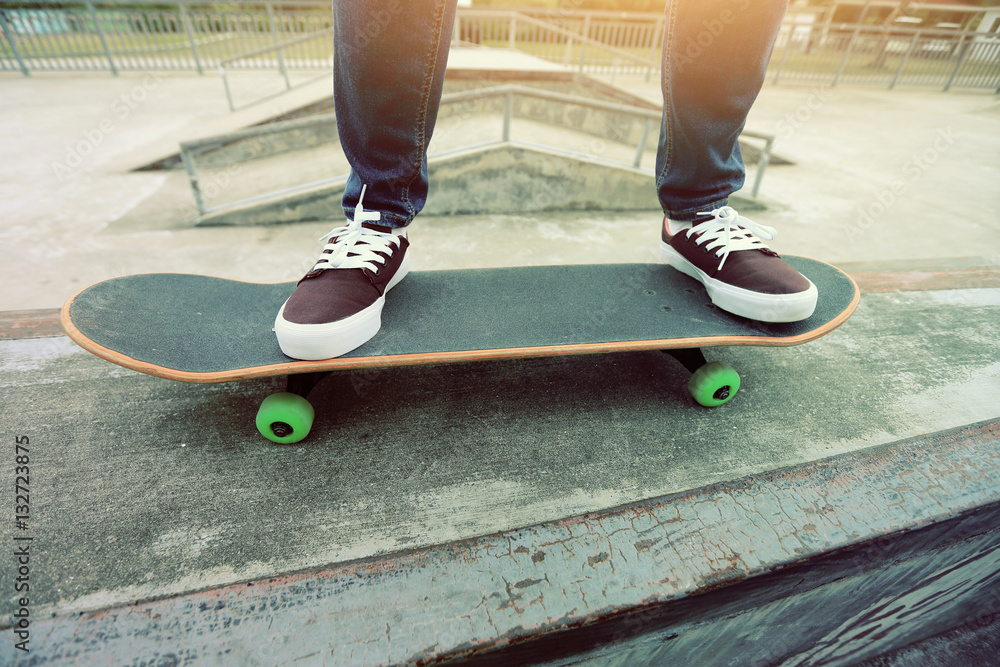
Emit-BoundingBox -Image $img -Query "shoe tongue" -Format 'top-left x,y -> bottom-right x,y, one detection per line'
362,222 -> 395,234
324,221 -> 393,248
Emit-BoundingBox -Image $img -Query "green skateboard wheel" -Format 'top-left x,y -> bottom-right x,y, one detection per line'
255,392 -> 315,444
689,361 -> 740,407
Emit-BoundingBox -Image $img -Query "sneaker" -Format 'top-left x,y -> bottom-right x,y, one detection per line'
275,187 -> 409,360
660,207 -> 817,323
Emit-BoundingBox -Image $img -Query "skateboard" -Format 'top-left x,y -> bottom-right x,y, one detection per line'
61,259 -> 859,443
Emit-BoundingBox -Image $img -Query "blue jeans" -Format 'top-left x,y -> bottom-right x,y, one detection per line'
333,0 -> 787,226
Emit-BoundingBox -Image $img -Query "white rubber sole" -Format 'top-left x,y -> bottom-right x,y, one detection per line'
274,251 -> 410,360
660,242 -> 817,323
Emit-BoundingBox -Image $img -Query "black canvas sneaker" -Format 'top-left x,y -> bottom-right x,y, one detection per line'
661,207 -> 817,323
275,187 -> 409,360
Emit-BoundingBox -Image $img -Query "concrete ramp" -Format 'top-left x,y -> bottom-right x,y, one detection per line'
167,73 -> 776,227
195,142 -> 664,226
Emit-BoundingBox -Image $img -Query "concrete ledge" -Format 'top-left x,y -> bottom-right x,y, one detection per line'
851,267 -> 1000,293
104,73 -> 336,175
131,68 -> 665,173
7,420 -> 998,665
0,308 -> 61,340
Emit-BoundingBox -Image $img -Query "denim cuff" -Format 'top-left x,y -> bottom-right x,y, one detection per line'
344,208 -> 411,229
663,197 -> 729,223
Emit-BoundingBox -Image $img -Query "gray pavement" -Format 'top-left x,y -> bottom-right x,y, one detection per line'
1,50 -> 1000,665
1,51 -> 999,311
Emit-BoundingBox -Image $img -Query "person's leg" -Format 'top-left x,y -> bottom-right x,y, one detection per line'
656,0 -> 817,324
275,0 -> 457,360
333,0 -> 457,227
656,0 -> 786,220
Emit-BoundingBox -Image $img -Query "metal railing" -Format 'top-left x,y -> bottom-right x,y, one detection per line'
0,0 -> 332,75
180,83 -> 774,219
219,26 -> 332,110
216,9 -> 658,111
453,9 -> 661,80
3,1 -> 998,92
769,21 -> 1000,91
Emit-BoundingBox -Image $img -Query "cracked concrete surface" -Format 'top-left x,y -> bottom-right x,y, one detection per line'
7,421 -> 998,665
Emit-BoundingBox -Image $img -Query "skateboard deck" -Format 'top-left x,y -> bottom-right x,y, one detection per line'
62,259 -> 860,442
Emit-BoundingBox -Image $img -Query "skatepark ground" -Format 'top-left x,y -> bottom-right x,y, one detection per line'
1,50 -> 999,665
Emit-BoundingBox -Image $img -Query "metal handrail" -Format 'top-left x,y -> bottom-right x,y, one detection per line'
442,84 -> 660,121
506,10 -> 655,69
218,26 -> 332,111
219,9 -> 656,110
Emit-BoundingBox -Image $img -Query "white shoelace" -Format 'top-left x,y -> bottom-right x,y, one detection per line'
312,185 -> 400,274
684,206 -> 777,271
